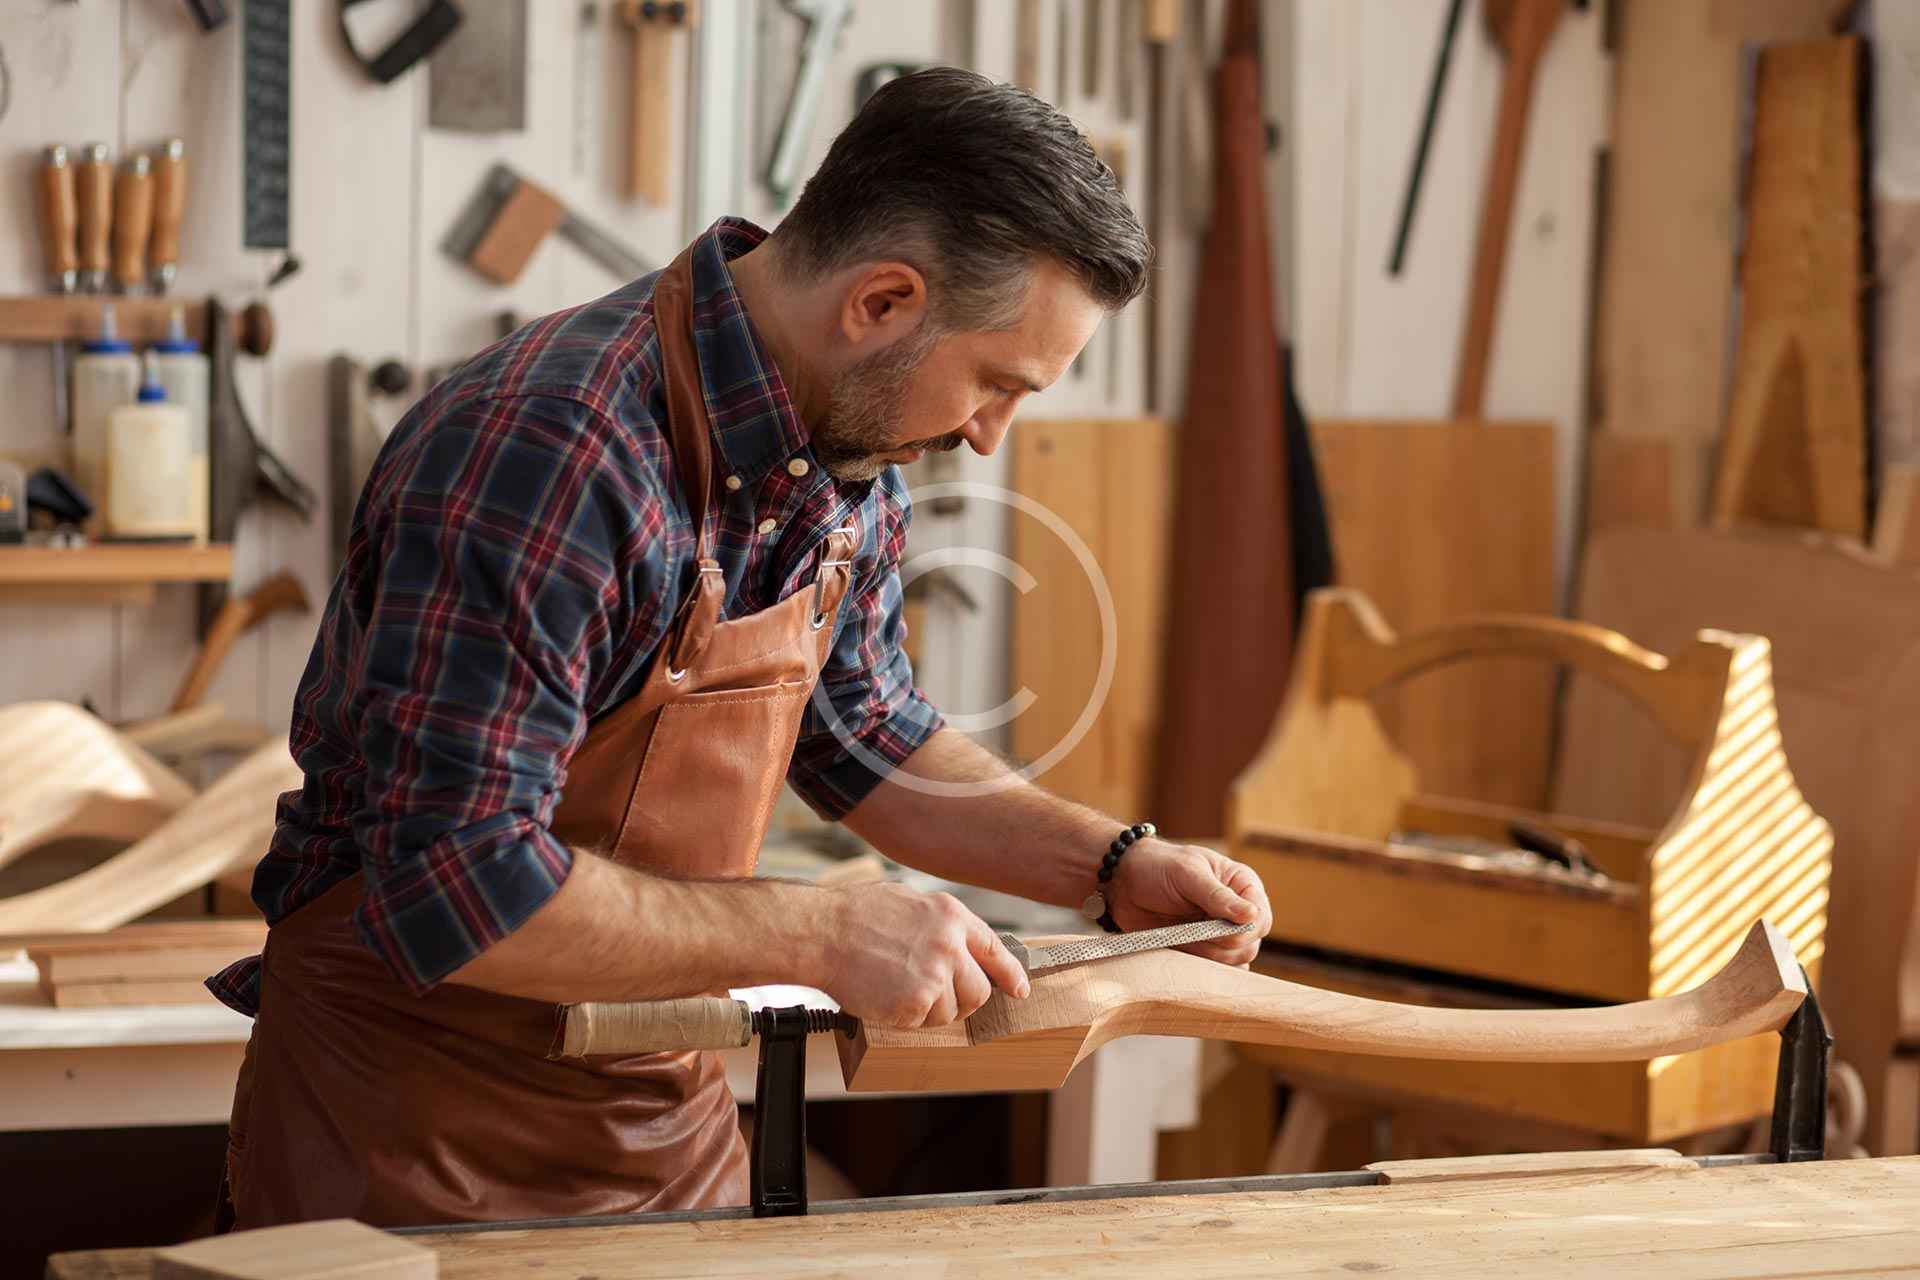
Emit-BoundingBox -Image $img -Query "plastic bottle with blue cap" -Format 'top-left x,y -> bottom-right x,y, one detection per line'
70,304 -> 140,524
105,353 -> 196,542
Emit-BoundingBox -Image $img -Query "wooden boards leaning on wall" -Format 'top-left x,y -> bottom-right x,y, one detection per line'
1009,417 -> 1557,825
1311,420 -> 1557,810
1709,37 -> 1868,537
1590,0 -> 1851,531
1009,419 -> 1174,823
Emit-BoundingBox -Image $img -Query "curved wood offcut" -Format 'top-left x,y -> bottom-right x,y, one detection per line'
0,741 -> 297,932
0,702 -> 194,870
838,920 -> 1805,1093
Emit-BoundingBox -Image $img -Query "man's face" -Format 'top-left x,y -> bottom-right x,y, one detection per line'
811,258 -> 1107,483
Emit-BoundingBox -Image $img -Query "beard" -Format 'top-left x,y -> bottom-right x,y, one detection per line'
811,329 -> 967,482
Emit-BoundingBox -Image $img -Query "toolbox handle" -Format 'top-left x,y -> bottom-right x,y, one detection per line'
1315,589 -> 1732,746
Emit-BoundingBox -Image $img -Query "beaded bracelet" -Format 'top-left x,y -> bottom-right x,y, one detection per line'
1079,822 -> 1155,934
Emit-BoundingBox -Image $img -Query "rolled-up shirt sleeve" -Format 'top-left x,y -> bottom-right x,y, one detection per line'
787,472 -> 945,818
348,393 -> 662,993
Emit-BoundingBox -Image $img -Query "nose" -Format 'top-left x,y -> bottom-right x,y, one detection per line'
961,408 -> 1014,456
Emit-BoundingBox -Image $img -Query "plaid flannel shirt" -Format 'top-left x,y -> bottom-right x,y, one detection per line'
209,219 -> 942,1013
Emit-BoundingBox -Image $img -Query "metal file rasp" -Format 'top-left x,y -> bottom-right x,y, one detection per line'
997,919 -> 1256,977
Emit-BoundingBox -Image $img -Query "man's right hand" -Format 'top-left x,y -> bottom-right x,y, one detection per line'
817,882 -> 1030,1028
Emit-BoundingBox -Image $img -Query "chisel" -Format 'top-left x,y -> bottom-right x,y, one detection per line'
557,918 -> 1256,1056
35,146 -> 79,435
75,142 -> 112,294
151,139 -> 187,294
112,153 -> 153,294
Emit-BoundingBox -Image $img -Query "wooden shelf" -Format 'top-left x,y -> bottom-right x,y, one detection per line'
0,544 -> 233,591
0,297 -> 273,356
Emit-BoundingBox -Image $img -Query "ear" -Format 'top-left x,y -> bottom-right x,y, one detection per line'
840,261 -> 929,346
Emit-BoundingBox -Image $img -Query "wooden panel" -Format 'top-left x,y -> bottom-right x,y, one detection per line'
1009,418 -> 1173,817
1596,0 -> 1846,465
1556,527 -> 1920,1154
1583,432 -> 1675,535
1709,38 -> 1868,537
56,1159 -> 1920,1280
1246,831 -> 1643,1001
1309,420 -> 1557,808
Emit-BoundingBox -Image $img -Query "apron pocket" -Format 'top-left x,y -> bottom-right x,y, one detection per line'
617,680 -> 812,876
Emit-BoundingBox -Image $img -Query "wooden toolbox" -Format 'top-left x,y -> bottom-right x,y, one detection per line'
1228,589 -> 1833,1142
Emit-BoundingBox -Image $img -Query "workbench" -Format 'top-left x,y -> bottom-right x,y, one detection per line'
48,1156 -> 1920,1277
0,957 -> 1198,1184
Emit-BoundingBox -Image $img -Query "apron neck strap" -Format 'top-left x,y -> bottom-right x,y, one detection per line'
650,247 -> 715,562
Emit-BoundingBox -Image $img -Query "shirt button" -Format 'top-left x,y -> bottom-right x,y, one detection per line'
724,474 -> 743,491
757,518 -> 776,535
787,458 -> 810,477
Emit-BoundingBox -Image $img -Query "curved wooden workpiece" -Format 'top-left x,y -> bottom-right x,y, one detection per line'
170,570 -> 313,712
0,741 -> 298,932
838,920 -> 1806,1093
0,701 -> 194,870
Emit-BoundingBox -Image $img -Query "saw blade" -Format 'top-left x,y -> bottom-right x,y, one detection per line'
998,919 -> 1256,977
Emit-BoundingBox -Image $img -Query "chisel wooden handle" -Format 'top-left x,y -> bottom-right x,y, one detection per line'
113,154 -> 154,293
75,143 -> 113,292
37,146 -> 80,290
151,139 -> 187,293
561,996 -> 753,1056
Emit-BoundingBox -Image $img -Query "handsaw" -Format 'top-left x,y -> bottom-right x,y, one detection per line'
559,919 -> 1253,1057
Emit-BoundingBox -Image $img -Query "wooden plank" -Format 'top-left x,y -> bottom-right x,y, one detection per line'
0,544 -> 233,587
1309,420 -> 1557,809
1557,526 -> 1920,1154
1710,38 -> 1868,537
48,1159 -> 1920,1279
152,1221 -> 435,1280
1596,0 -> 1847,463
1873,198 -> 1920,474
45,979 -> 218,1009
1365,1147 -> 1692,1185
1009,418 -> 1173,817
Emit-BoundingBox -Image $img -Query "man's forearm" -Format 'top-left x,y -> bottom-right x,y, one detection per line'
448,851 -> 837,1003
841,727 -> 1114,908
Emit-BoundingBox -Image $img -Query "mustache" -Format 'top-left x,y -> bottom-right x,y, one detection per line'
923,432 -> 967,454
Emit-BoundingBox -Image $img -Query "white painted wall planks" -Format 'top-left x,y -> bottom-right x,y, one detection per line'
1289,0 -> 1608,600
0,1 -> 1605,767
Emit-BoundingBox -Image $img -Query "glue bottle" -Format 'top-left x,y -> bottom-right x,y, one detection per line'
105,353 -> 195,541
150,307 -> 211,543
70,304 -> 140,525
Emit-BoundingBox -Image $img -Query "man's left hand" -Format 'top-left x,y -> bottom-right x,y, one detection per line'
1106,839 -> 1272,968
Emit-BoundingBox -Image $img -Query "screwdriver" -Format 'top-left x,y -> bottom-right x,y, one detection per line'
76,142 -> 112,294
113,152 -> 154,294
151,139 -> 186,294
36,145 -> 80,435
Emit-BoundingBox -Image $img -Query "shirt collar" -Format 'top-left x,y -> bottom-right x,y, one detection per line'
684,218 -> 814,488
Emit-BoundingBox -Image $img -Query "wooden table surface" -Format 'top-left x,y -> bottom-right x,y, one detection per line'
49,1157 -> 1920,1278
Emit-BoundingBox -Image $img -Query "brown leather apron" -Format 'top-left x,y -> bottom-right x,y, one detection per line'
224,247 -> 857,1229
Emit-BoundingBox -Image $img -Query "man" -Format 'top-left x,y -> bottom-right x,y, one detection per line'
212,68 -> 1273,1227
